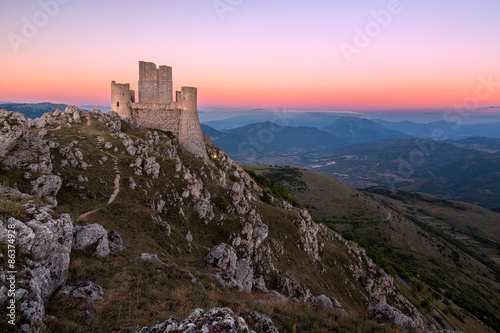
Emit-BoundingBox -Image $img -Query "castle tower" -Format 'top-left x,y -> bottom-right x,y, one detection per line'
112,62 -> 208,161
138,61 -> 173,103
177,87 -> 208,160
111,81 -> 135,118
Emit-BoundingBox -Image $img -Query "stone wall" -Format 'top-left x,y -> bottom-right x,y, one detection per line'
130,103 -> 182,137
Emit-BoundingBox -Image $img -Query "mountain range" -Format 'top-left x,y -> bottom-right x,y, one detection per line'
0,102 -> 70,119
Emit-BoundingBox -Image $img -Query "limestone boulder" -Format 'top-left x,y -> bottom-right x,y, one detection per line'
139,253 -> 158,260
105,111 -> 122,131
242,310 -> 279,333
370,304 -> 416,328
64,105 -> 82,123
311,294 -> 333,309
30,175 -> 62,202
268,290 -> 287,303
143,156 -> 160,179
55,281 -> 104,303
108,231 -> 126,252
73,223 -> 110,257
0,110 -> 28,160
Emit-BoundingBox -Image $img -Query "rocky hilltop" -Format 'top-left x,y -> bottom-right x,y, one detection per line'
0,107 -> 435,332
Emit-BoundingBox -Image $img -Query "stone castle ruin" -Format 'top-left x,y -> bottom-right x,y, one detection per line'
111,61 -> 208,160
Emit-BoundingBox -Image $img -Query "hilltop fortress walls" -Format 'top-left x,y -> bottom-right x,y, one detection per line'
112,62 -> 208,161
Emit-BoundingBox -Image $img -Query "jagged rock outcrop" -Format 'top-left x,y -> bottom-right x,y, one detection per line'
205,243 -> 238,274
205,243 -> 258,293
318,225 -> 429,330
0,200 -> 74,333
295,209 -> 321,260
2,136 -> 53,174
0,110 -> 28,160
72,223 -> 110,257
140,307 -> 269,333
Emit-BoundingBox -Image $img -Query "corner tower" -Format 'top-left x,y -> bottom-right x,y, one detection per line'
111,81 -> 135,118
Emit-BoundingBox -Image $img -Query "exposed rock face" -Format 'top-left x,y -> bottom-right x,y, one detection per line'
205,243 -> 255,292
140,307 -> 256,333
55,281 -> 104,303
205,243 -> 238,275
319,225 -> 428,330
72,223 -> 110,257
0,203 -> 74,332
0,110 -> 28,160
296,209 -> 321,260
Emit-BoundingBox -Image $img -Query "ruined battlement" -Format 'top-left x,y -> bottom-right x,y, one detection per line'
111,62 -> 207,160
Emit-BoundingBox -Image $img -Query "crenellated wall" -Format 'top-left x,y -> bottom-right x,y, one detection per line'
111,62 -> 208,161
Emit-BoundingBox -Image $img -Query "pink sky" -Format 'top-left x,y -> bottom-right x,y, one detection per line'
1,0 -> 499,112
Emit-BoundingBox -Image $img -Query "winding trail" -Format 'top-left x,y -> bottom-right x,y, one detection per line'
107,155 -> 120,204
77,136 -> 121,221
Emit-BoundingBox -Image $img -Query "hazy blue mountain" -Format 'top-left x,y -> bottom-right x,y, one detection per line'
374,119 -> 500,139
0,102 -> 69,119
205,122 -> 347,161
284,112 -> 357,128
323,116 -> 411,144
203,115 -> 281,130
200,124 -> 227,139
202,111 -> 367,130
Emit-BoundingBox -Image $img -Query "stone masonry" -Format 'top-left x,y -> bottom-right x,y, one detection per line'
111,61 -> 208,160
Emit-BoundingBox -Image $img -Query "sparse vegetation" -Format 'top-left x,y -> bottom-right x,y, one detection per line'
211,196 -> 229,210
244,169 -> 301,207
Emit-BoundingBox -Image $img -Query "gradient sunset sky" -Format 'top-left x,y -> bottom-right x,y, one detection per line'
1,0 -> 499,112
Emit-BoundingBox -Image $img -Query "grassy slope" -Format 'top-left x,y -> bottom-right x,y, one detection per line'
241,164 -> 386,222
242,165 -> 500,333
1,117 -> 418,332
